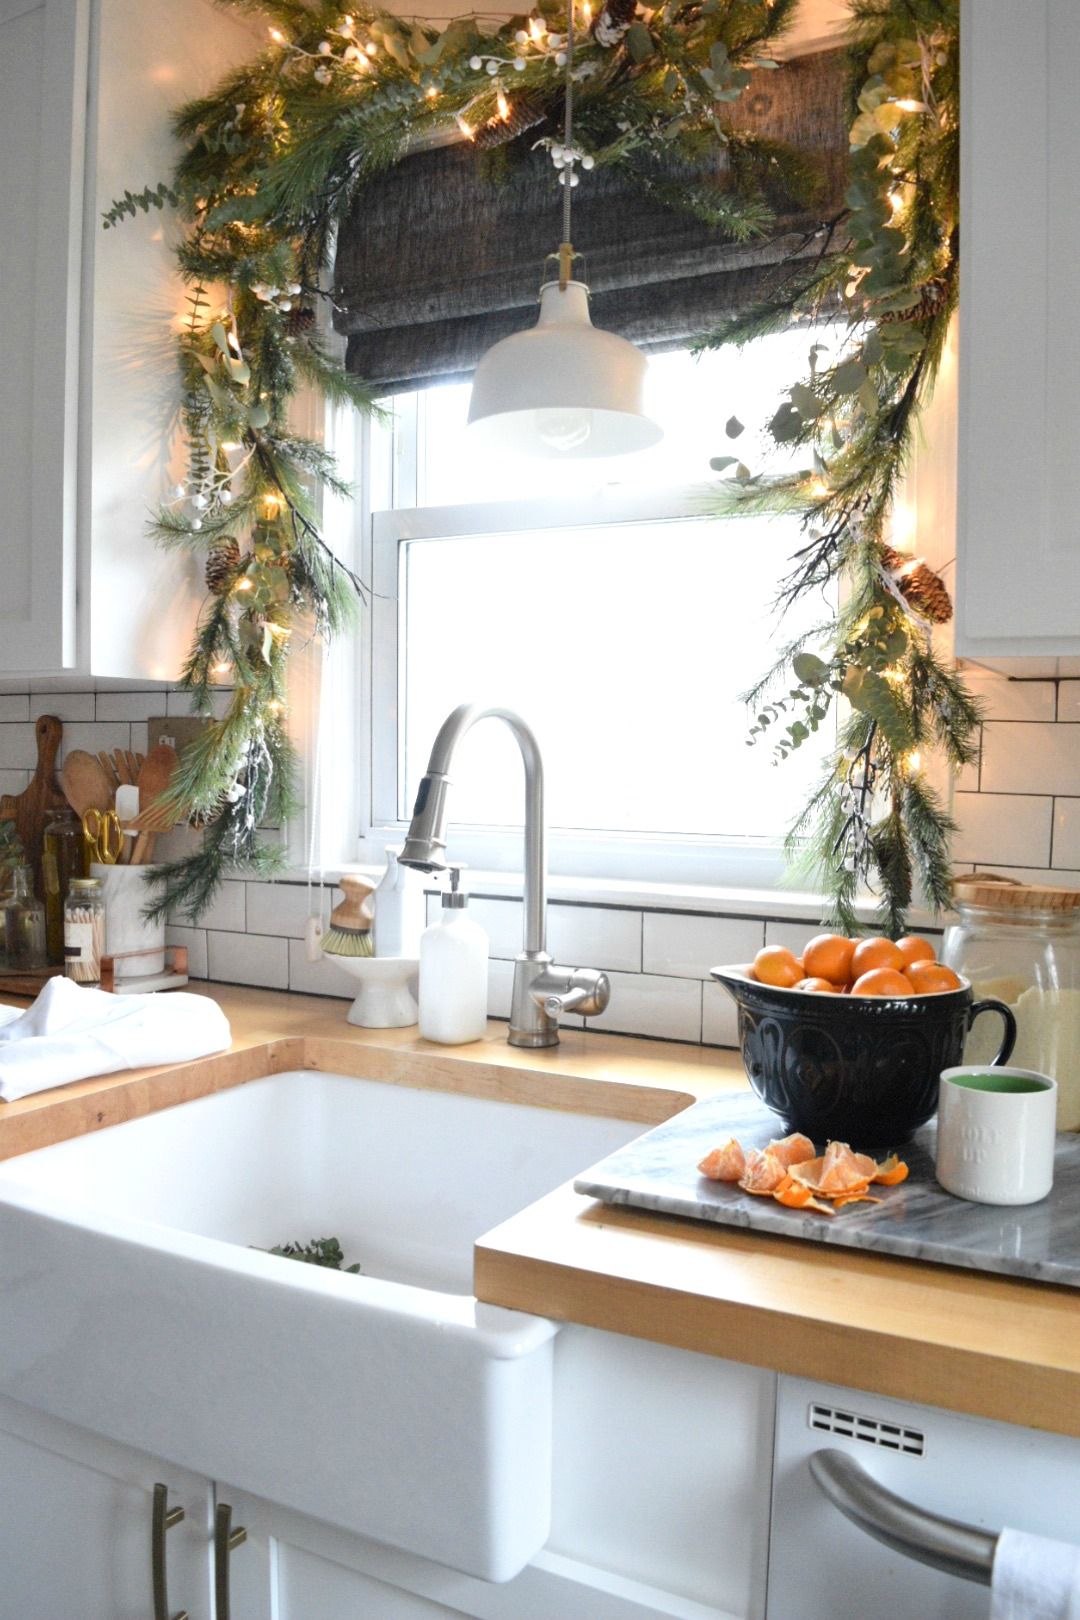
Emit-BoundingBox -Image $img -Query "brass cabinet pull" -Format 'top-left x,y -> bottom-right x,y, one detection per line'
151,1483 -> 188,1620
213,1501 -> 248,1620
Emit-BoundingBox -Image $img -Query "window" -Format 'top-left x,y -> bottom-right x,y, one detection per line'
353,330 -> 839,888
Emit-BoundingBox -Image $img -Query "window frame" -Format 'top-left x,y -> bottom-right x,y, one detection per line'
354,408 -> 834,887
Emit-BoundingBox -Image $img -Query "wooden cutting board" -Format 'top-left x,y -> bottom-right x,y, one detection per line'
0,715 -> 68,899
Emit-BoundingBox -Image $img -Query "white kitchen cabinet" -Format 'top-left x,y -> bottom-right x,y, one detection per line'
0,1392 -> 213,1620
955,0 -> 1080,669
0,0 -> 255,679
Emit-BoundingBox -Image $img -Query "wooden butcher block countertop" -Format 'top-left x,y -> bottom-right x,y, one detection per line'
1,983 -> 1078,1439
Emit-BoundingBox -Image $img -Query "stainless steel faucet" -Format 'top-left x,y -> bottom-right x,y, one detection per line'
397,703 -> 611,1048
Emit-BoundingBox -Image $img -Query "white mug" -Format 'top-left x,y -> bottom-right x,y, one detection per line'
936,1066 -> 1058,1206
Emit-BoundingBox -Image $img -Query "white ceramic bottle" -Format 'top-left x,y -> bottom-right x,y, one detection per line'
418,868 -> 488,1045
372,846 -> 426,958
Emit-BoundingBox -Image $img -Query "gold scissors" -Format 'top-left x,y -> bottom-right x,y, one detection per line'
82,809 -> 123,866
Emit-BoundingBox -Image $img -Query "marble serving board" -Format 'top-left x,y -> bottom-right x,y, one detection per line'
573,1093 -> 1080,1287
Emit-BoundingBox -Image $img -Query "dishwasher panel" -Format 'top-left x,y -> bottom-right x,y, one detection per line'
767,1377 -> 1080,1620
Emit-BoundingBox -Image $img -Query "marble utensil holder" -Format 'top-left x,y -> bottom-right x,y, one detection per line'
90,863 -> 166,979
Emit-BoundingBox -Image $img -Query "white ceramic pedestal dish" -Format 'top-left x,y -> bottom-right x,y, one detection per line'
330,954 -> 420,1027
0,1071 -> 645,1580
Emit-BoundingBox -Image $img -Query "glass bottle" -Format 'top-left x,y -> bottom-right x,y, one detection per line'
64,878 -> 106,987
0,865 -> 47,973
42,806 -> 87,965
942,878 -> 1080,1129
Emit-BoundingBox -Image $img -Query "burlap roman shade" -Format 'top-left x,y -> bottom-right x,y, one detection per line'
333,48 -> 847,393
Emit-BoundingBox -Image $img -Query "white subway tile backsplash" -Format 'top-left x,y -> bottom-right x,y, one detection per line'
468,896 -> 525,959
764,918 -> 826,956
0,697 -> 29,721
130,723 -> 149,756
29,692 -> 95,723
58,722 -> 132,763
644,912 -> 764,979
170,880 -> 245,934
979,722 -> 1080,798
166,689 -> 233,719
208,930 -> 288,989
585,972 -> 701,1043
1054,800 -> 1080,871
702,980 -> 740,1048
0,769 -> 29,798
247,880 -> 321,940
0,725 -> 39,770
487,956 -> 515,1020
547,903 -> 641,973
962,670 -> 1056,722
165,924 -> 208,979
287,939 -> 362,1000
94,691 -> 168,722
1060,684 -> 1080,723
954,791 -> 1053,867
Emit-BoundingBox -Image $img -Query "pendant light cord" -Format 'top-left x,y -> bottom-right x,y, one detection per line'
558,0 -> 575,288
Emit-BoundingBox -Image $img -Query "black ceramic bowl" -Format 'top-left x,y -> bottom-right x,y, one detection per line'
710,964 -> 1017,1149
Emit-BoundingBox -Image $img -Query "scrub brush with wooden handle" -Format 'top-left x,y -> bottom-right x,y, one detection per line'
322,876 -> 376,958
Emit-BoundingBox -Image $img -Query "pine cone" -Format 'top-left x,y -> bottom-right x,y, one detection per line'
205,535 -> 241,594
878,276 -> 951,326
472,93 -> 546,150
284,305 -> 316,336
879,544 -> 953,625
593,0 -> 636,46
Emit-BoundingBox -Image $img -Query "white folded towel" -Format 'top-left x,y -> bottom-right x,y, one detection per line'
0,977 -> 231,1103
992,1527 -> 1080,1620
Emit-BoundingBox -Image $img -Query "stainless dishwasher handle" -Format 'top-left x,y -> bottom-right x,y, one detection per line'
809,1448 -> 997,1586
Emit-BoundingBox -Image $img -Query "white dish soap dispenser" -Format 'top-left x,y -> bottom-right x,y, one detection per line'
372,846 -> 426,958
418,867 -> 488,1045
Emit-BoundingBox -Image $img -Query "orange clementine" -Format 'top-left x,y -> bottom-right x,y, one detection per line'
802,933 -> 855,986
896,935 -> 936,970
850,967 -> 913,998
795,976 -> 841,993
850,936 -> 905,981
752,945 -> 803,988
905,960 -> 963,994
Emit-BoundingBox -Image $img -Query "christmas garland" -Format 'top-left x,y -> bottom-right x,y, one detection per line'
113,0 -> 969,934
702,0 -> 971,934
109,0 -> 813,921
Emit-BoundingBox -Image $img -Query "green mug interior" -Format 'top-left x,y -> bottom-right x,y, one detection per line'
947,1072 -> 1051,1095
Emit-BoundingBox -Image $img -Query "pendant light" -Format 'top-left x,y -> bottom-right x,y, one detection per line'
467,4 -> 662,458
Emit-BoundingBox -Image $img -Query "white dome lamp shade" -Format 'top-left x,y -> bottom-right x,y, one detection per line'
466,4 -> 662,459
468,275 -> 663,458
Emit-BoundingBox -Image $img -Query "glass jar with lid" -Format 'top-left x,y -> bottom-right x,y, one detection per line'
942,875 -> 1080,1129
42,805 -> 86,965
64,877 -> 106,986
0,865 -> 47,972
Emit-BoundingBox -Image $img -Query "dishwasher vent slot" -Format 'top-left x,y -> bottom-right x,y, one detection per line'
808,1402 -> 925,1456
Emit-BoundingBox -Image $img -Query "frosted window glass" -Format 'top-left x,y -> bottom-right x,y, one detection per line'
402,516 -> 831,840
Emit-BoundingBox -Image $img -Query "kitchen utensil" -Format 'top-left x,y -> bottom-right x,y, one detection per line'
60,749 -> 114,820
81,809 -> 123,866
709,964 -> 1017,1146
97,751 -> 122,790
0,716 -> 68,900
936,1066 -> 1058,1206
129,745 -> 179,863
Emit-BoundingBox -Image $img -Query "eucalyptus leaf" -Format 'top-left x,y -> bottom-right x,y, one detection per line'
710,454 -> 738,472
833,359 -> 867,394
793,652 -> 828,686
626,21 -> 653,62
725,414 -> 744,439
210,321 -> 230,354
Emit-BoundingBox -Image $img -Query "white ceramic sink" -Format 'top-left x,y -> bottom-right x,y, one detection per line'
0,1069 -> 651,1580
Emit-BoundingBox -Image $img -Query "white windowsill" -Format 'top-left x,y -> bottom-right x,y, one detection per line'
261,863 -> 945,929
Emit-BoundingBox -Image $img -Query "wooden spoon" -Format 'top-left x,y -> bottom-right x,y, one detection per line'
61,750 -> 114,819
131,745 -> 179,863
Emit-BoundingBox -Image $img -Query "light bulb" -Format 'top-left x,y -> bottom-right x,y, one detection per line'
496,87 -> 510,119
536,408 -> 592,453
